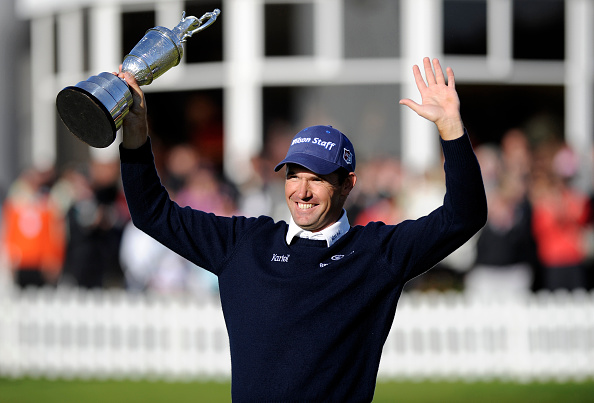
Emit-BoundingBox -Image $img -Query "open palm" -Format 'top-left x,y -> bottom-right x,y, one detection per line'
400,57 -> 463,140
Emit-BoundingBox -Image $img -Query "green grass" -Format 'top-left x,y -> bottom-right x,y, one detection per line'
373,380 -> 594,402
1,378 -> 593,402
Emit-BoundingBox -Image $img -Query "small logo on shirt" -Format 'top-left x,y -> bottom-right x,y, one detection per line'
330,232 -> 343,243
271,253 -> 290,262
319,251 -> 355,268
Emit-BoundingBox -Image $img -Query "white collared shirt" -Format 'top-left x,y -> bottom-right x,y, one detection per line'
286,210 -> 351,247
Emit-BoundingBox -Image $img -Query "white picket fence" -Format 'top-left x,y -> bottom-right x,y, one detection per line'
1,282 -> 593,382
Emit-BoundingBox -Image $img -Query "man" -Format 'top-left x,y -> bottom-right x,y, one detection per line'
118,57 -> 487,402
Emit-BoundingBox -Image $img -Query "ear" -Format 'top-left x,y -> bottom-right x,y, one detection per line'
341,172 -> 357,197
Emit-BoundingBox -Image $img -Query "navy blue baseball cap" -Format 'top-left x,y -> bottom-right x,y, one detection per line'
274,125 -> 356,175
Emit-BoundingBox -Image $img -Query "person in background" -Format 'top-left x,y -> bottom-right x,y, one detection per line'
465,129 -> 537,297
60,160 -> 128,289
530,143 -> 591,291
1,167 -> 64,288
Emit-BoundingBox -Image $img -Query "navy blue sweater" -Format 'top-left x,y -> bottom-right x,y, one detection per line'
120,132 -> 487,402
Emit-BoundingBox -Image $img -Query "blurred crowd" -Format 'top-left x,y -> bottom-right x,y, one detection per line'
0,115 -> 593,298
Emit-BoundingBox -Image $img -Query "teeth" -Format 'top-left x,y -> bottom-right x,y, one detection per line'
298,203 -> 313,209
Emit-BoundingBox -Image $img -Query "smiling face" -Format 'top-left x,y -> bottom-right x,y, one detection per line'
285,164 -> 356,232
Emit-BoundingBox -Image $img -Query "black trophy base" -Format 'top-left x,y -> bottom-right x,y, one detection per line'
56,86 -> 117,148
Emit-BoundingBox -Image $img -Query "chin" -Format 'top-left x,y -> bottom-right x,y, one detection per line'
295,220 -> 318,231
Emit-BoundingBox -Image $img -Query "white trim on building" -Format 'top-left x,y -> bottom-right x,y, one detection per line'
14,0 -> 594,188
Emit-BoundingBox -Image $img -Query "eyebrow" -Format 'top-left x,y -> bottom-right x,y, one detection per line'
286,169 -> 339,185
285,165 -> 310,175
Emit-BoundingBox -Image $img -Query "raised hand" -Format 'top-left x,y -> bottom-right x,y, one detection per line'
116,66 -> 149,149
399,57 -> 464,140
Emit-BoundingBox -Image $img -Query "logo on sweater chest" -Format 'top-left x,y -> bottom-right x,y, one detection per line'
319,250 -> 355,268
271,253 -> 290,262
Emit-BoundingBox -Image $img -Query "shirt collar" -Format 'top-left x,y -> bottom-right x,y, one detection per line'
286,210 -> 351,247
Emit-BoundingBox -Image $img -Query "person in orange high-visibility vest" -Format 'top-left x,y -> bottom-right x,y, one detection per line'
1,168 -> 65,287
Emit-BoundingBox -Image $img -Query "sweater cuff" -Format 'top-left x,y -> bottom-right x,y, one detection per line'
119,137 -> 154,164
439,129 -> 475,167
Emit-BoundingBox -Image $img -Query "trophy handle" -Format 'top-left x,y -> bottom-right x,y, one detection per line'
179,9 -> 220,42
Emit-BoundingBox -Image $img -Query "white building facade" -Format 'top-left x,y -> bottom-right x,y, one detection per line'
10,0 -> 594,189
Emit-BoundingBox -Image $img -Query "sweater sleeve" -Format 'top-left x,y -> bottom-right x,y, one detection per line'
119,138 -> 258,275
381,130 -> 487,282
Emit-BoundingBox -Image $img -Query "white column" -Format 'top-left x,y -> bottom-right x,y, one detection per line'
314,0 -> 342,74
565,0 -> 594,192
89,5 -> 121,74
30,16 -> 56,170
156,1 -> 184,29
0,0 -> 23,193
56,9 -> 84,77
487,0 -> 512,77
223,0 -> 263,184
88,4 -> 122,161
399,0 -> 442,174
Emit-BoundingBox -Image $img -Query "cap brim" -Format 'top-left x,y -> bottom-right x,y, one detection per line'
274,153 -> 340,175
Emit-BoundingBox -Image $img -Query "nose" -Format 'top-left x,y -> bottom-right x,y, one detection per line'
296,179 -> 312,200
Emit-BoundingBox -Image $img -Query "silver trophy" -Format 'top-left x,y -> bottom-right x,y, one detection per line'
56,9 -> 220,148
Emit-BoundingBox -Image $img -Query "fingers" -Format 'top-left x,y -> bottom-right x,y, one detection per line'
400,58 -> 458,123
114,70 -> 145,113
118,71 -> 141,94
423,57 -> 436,85
432,58 -> 446,85
123,72 -> 140,90
412,64 -> 427,92
413,57 -> 450,88
446,66 -> 455,89
112,68 -> 143,104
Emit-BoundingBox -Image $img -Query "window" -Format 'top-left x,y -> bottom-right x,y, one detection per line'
265,3 -> 314,57
456,84 -> 564,144
183,1 -> 223,63
513,0 -> 564,60
263,84 -> 400,161
122,10 -> 155,59
344,0 -> 400,58
443,0 -> 487,55
146,89 -> 223,149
